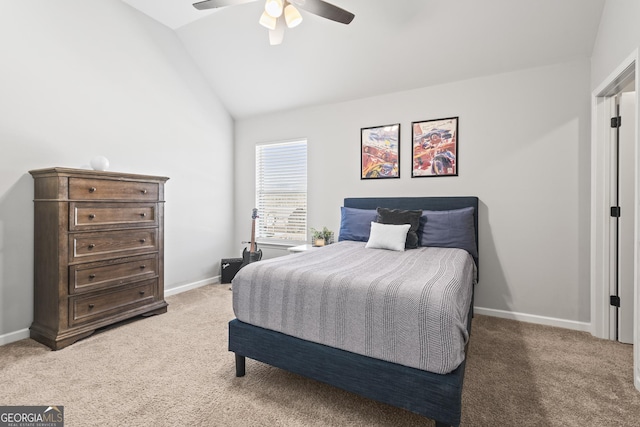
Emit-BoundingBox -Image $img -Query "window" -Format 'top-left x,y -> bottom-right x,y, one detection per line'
255,140 -> 307,242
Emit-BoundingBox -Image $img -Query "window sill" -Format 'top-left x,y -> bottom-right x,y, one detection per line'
256,240 -> 307,249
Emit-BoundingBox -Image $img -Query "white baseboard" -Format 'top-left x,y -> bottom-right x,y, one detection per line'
164,276 -> 220,297
474,306 -> 591,332
1,286 -> 594,347
0,328 -> 30,346
0,276 -> 221,348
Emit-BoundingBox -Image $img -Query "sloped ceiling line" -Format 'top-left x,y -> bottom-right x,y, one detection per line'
123,0 -> 605,119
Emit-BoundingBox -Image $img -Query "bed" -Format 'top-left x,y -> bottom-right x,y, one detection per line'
229,196 -> 479,427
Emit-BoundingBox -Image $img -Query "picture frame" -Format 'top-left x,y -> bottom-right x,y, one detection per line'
361,123 -> 400,179
411,117 -> 458,177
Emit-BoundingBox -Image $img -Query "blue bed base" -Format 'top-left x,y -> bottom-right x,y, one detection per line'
229,196 -> 478,427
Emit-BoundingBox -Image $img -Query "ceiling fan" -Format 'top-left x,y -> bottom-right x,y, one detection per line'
192,0 -> 355,45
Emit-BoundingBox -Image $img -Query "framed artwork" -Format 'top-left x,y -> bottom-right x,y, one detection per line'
361,123 -> 400,179
411,117 -> 458,177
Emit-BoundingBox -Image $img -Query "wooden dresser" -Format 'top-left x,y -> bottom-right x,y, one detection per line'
29,167 -> 169,350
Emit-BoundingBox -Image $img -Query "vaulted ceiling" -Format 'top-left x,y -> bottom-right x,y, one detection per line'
123,0 -> 605,119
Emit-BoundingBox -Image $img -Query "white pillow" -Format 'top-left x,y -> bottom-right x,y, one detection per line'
365,222 -> 410,251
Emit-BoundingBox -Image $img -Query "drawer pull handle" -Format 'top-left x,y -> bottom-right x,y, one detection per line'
89,214 -> 95,219
140,213 -> 147,217
140,265 -> 146,269
89,274 -> 96,279
141,189 -> 148,194
89,187 -> 96,193
88,244 -> 95,249
139,239 -> 146,243
88,304 -> 95,309
139,291 -> 146,296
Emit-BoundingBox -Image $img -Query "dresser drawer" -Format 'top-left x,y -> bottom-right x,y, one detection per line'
70,202 -> 158,231
70,254 -> 158,294
70,279 -> 157,326
69,178 -> 159,201
70,228 -> 158,263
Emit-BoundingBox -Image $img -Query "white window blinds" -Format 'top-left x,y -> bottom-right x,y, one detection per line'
255,140 -> 307,242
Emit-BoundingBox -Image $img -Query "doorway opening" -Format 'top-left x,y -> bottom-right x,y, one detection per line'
610,91 -> 636,344
590,51 -> 638,391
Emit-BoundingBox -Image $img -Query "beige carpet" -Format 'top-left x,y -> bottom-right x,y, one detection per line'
1,284 -> 639,426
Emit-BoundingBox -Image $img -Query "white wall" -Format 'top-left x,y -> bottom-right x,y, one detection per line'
591,0 -> 640,90
235,59 -> 592,325
0,1 -> 234,340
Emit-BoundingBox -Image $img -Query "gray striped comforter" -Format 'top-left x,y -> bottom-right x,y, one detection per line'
232,241 -> 476,374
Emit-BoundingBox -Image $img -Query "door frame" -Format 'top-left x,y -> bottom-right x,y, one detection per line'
590,49 -> 639,391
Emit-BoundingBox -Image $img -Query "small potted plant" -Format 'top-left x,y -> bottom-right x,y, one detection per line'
321,226 -> 334,245
310,227 -> 333,247
310,227 -> 325,247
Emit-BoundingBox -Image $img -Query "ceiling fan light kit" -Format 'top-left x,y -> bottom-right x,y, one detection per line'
193,0 -> 354,45
268,18 -> 285,45
264,0 -> 283,18
284,3 -> 303,28
259,10 -> 277,30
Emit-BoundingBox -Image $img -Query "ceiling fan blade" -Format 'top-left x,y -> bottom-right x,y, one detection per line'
193,0 -> 257,11
289,0 -> 354,25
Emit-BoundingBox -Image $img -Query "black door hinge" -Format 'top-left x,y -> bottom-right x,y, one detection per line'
611,206 -> 621,217
610,295 -> 621,307
611,116 -> 622,128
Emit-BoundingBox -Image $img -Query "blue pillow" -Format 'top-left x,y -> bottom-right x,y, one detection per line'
338,207 -> 378,242
419,207 -> 478,259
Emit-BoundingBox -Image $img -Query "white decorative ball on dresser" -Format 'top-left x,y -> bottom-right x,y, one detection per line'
90,156 -> 110,171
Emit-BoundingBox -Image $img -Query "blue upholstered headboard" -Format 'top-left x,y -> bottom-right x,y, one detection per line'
343,196 -> 479,267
